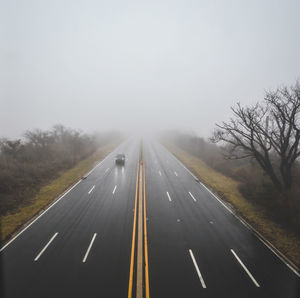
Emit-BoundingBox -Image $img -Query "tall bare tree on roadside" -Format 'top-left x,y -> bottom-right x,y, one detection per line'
212,81 -> 300,193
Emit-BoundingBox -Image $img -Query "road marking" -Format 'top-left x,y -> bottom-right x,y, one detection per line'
136,165 -> 143,298
231,249 -> 260,287
174,171 -> 178,176
112,185 -> 117,194
286,263 -> 300,277
105,167 -> 110,172
82,233 -> 97,263
143,160 -> 150,298
128,162 -> 139,298
166,191 -> 172,202
188,192 -> 197,202
88,185 -> 95,194
158,170 -> 162,176
34,232 -> 58,261
189,249 -> 207,288
200,182 -> 232,213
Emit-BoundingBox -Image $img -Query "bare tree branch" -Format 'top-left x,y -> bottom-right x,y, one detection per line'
212,80 -> 300,192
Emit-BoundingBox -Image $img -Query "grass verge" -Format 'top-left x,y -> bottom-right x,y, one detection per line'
164,142 -> 300,268
1,140 -> 121,243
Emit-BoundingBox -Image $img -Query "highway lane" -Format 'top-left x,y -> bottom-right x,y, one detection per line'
1,137 -> 300,298
144,139 -> 300,298
1,138 -> 140,298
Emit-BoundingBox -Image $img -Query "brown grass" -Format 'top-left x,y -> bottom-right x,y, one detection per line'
1,140 -> 121,242
164,142 -> 300,267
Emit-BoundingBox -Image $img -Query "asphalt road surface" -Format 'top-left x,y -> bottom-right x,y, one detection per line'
1,138 -> 299,298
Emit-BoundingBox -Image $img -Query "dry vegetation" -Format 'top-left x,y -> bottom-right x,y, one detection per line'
162,133 -> 300,266
0,125 -> 121,242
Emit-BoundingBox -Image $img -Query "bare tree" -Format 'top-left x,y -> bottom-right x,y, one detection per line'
212,81 -> 300,193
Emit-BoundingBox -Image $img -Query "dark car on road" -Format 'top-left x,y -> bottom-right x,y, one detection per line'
115,154 -> 125,165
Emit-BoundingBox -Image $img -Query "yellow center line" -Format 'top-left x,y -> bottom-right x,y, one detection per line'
136,165 -> 143,297
128,159 -> 139,298
128,145 -> 150,298
143,159 -> 150,298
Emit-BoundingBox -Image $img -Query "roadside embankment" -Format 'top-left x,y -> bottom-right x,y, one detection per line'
163,142 -> 300,268
1,140 -> 122,242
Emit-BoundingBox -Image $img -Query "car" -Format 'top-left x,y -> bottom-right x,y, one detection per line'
115,153 -> 125,165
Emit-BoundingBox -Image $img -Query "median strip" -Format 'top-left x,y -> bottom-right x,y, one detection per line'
143,159 -> 150,298
128,144 -> 150,298
128,159 -> 139,298
136,163 -> 143,298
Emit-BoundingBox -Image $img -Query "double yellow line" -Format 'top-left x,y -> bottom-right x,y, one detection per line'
128,147 -> 150,298
143,161 -> 150,298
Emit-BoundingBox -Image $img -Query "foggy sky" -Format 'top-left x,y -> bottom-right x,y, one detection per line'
1,0 -> 300,138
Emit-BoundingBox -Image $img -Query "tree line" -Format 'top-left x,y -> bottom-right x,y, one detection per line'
212,81 -> 300,194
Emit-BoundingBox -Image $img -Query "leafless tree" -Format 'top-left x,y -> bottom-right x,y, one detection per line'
212,81 -> 300,193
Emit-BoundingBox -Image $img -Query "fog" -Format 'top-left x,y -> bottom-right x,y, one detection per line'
1,0 -> 300,138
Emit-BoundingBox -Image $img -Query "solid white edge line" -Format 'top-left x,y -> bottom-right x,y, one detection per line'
82,233 -> 97,263
188,191 -> 197,202
88,185 -> 95,194
259,238 -> 300,278
200,183 -> 232,213
189,249 -> 207,288
166,191 -> 172,202
112,185 -> 117,194
34,232 -> 58,261
0,180 -> 81,253
0,140 -> 126,253
231,249 -> 260,287
160,143 -> 300,278
286,263 -> 300,278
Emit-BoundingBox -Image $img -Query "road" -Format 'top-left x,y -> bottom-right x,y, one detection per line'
1,138 -> 299,298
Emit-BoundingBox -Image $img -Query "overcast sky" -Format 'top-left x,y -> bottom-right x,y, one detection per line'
1,0 -> 299,138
